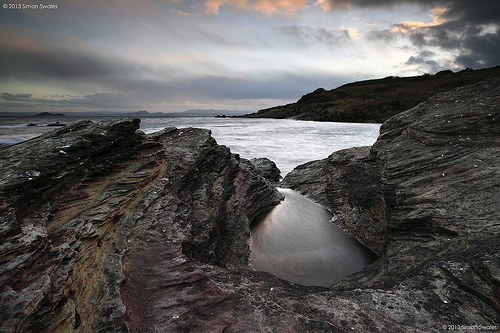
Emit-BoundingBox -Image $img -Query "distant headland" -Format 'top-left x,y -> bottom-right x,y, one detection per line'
243,66 -> 500,123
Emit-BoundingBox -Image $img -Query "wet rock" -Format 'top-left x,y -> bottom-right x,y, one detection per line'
249,157 -> 281,182
0,118 -> 282,332
281,78 -> 500,330
1,78 -> 500,333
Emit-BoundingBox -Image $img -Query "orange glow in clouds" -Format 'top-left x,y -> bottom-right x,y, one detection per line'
204,0 -> 318,15
392,7 -> 447,32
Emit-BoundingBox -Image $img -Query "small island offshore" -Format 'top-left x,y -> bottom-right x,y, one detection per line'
1,77 -> 499,332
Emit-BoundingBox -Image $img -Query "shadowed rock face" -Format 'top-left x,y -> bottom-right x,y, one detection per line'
373,80 -> 500,241
249,157 -> 281,182
282,146 -> 386,253
1,78 -> 500,333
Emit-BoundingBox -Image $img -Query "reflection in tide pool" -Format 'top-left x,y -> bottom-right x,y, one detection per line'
250,188 -> 377,287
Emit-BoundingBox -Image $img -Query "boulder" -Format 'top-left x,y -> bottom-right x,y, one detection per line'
249,157 -> 281,182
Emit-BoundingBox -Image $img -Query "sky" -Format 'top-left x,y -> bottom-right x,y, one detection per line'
0,0 -> 499,114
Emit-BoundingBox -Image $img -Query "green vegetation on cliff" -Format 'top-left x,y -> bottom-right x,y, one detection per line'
244,66 -> 500,122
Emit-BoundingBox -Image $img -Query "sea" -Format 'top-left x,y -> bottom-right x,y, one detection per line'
0,115 -> 380,176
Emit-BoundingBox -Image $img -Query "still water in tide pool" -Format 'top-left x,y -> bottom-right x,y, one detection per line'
250,188 -> 378,287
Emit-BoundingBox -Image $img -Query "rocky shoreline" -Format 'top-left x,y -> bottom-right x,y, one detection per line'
1,79 -> 499,332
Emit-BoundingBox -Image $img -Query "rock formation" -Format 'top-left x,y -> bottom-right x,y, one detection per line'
1,78 -> 499,332
0,119 -> 282,332
248,157 -> 281,182
282,146 -> 386,253
283,78 -> 500,330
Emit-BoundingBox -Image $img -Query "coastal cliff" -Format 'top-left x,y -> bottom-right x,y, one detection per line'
1,78 -> 500,332
244,66 -> 500,123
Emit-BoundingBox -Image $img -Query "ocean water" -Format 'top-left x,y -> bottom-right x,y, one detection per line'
0,116 -> 380,176
140,117 -> 380,175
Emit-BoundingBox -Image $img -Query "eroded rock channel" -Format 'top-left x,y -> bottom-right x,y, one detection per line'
250,188 -> 377,287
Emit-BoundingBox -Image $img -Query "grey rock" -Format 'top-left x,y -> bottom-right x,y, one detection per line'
281,78 -> 500,330
249,157 -> 281,182
0,118 -> 282,332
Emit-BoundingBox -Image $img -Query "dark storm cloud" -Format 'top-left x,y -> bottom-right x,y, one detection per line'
325,0 -> 497,13
3,0 -> 498,114
1,93 -> 34,101
409,26 -> 500,68
0,24 -> 330,112
0,47 -> 117,81
408,27 -> 463,50
439,0 -> 500,25
0,91 -> 165,113
356,0 -> 500,69
454,32 -> 500,68
0,91 -> 127,109
405,50 -> 439,72
0,70 -> 350,113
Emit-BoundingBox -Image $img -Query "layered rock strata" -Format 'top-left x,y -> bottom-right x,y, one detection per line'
1,78 -> 499,333
0,119 -> 282,332
282,78 -> 500,330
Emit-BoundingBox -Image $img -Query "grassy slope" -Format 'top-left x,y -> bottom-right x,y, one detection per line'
244,66 -> 500,123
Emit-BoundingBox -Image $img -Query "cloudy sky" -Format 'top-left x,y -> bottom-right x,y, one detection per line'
1,0 -> 499,113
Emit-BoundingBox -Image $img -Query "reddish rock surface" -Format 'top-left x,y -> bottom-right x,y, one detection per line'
0,119 -> 281,332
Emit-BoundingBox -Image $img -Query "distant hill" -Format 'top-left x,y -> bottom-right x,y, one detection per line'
0,109 -> 252,117
126,109 -> 251,117
243,66 -> 500,123
33,112 -> 66,117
